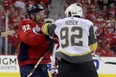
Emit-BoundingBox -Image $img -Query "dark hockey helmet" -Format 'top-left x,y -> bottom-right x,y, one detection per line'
27,4 -> 44,16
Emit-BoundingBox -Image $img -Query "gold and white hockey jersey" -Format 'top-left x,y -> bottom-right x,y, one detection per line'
54,17 -> 97,56
42,17 -> 97,63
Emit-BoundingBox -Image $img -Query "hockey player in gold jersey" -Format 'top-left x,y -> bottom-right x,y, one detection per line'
42,3 -> 98,77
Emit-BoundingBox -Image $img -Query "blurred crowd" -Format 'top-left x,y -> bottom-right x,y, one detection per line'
0,0 -> 51,54
0,0 -> 116,57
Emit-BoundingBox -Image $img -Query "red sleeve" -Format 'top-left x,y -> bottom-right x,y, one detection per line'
18,20 -> 46,46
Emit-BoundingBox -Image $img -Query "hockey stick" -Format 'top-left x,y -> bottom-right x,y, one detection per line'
27,42 -> 54,77
105,62 -> 116,65
92,53 -> 116,65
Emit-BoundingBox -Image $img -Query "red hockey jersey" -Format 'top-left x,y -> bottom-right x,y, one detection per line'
17,19 -> 52,67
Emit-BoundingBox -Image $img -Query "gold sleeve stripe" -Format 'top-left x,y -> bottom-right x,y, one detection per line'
89,42 -> 98,52
42,23 -> 49,35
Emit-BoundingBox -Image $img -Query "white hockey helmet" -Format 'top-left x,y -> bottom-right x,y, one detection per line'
65,3 -> 83,17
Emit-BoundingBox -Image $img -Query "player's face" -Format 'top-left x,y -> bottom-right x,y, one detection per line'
36,11 -> 45,23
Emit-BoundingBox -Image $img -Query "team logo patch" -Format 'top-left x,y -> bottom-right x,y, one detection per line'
35,25 -> 40,32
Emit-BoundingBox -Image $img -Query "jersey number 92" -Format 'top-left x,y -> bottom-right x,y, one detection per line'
60,26 -> 83,48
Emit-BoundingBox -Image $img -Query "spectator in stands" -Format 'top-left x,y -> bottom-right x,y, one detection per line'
110,36 -> 116,54
109,3 -> 115,19
85,4 -> 98,21
103,24 -> 116,50
17,4 -> 53,77
8,25 -> 20,55
14,0 -> 26,14
103,44 -> 116,56
96,42 -> 116,57
95,43 -> 105,56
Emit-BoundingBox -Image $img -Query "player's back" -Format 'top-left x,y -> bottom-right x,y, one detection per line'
54,17 -> 93,56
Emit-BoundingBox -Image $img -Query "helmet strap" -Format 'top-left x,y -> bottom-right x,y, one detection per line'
33,13 -> 37,21
68,12 -> 71,17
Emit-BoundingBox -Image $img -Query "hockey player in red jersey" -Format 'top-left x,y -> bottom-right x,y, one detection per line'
17,4 -> 53,77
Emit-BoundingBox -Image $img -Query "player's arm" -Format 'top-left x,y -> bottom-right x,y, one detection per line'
18,21 -> 47,46
1,32 -> 10,37
0,30 -> 15,37
42,23 -> 56,38
88,25 -> 98,52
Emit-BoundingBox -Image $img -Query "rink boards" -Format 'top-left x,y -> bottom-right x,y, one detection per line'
0,55 -> 116,77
